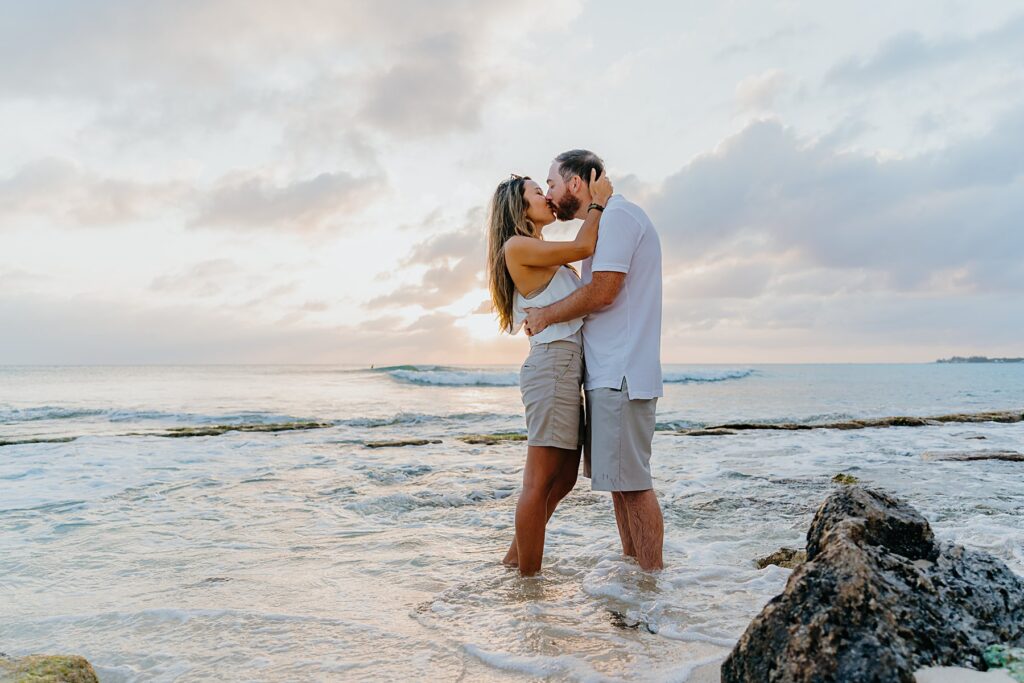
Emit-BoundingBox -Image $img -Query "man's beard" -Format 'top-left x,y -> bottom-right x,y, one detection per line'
553,193 -> 581,221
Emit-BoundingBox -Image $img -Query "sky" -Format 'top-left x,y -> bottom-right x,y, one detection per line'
1,0 -> 1022,365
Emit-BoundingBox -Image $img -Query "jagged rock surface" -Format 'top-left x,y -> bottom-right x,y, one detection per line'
722,486 -> 1024,683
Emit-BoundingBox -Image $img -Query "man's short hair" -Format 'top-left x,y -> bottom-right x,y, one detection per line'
554,149 -> 605,183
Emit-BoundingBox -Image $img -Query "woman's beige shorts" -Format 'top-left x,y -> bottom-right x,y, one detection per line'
519,337 -> 584,450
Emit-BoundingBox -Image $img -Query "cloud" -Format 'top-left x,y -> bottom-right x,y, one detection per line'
735,69 -> 787,112
0,291 -> 518,364
648,106 -> 1024,291
301,300 -> 329,312
239,282 -> 302,309
0,267 -> 48,290
715,23 -> 818,60
0,1 -> 577,145
633,106 -> 1024,358
149,259 -> 241,297
191,170 -> 384,233
0,158 -> 186,227
357,32 -> 487,137
667,255 -> 779,299
369,208 -> 486,310
826,13 -> 1024,85
148,260 -> 315,315
0,159 -> 384,233
0,2 -> 434,98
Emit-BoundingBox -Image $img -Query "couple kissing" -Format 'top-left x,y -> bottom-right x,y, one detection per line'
486,149 -> 664,576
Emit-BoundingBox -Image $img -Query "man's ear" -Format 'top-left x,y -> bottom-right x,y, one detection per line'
570,176 -> 581,194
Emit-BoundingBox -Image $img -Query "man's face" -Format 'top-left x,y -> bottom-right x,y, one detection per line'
545,162 -> 581,221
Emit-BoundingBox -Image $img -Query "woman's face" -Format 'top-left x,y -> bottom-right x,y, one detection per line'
522,179 -> 556,228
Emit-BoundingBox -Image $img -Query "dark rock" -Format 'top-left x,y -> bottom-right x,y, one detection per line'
755,547 -> 807,569
154,421 -> 333,438
804,486 -> 936,561
711,423 -> 814,431
0,436 -> 77,447
721,486 -> 1024,683
708,410 -> 1023,434
364,439 -> 441,448
457,432 -> 527,445
825,422 -> 868,430
678,428 -> 738,436
933,412 -> 1024,424
922,450 -> 1024,462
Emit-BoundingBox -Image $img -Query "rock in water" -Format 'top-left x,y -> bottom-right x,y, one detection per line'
755,547 -> 807,570
921,450 -> 1024,462
364,439 -> 441,448
721,486 -> 1024,683
0,654 -> 98,682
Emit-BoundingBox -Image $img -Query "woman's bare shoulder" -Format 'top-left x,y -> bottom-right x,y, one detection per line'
503,235 -> 536,252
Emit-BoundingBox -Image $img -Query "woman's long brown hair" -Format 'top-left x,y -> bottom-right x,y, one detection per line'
486,176 -> 538,334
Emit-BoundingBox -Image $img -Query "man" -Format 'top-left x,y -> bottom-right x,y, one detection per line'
523,149 -> 664,571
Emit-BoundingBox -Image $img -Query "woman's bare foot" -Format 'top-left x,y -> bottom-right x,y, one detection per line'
502,541 -> 518,567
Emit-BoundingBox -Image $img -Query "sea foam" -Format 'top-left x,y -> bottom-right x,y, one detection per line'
383,366 -> 519,386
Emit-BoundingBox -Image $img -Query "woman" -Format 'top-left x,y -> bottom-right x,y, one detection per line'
486,169 -> 612,576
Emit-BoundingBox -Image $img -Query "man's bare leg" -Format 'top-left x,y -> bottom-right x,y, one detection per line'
618,489 -> 663,570
611,491 -> 637,557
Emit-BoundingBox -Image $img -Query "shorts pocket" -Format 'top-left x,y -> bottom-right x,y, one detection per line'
554,349 -> 580,382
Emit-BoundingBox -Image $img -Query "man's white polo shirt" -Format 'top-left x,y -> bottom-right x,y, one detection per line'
581,194 -> 663,400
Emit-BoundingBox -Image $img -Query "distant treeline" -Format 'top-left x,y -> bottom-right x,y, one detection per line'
936,356 -> 1024,363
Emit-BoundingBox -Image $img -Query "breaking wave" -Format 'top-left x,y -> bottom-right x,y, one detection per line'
663,369 -> 754,383
377,365 -> 518,387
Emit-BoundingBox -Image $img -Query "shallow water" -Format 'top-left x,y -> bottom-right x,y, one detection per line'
1,364 -> 1022,681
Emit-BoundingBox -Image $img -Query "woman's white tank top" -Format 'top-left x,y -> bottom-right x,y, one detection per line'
512,266 -> 585,346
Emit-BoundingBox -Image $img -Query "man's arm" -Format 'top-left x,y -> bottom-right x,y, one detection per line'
522,271 -> 624,336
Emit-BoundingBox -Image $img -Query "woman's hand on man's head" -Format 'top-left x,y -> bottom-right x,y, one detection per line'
589,168 -> 613,206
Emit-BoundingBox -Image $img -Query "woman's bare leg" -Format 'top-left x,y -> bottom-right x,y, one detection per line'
503,446 -> 580,568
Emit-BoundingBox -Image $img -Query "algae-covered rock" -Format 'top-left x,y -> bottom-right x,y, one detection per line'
707,409 -> 1023,434
155,421 -> 333,438
678,428 -> 737,436
755,547 -> 807,569
0,654 -> 98,682
457,432 -> 527,445
922,450 -> 1024,462
831,473 -> 860,485
985,645 -> 1024,682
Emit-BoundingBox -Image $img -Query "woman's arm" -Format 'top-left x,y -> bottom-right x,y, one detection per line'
504,170 -> 612,268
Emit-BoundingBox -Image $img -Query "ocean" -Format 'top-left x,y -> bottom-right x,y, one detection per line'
1,363 -> 1022,681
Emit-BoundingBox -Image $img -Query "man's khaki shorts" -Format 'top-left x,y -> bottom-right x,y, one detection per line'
584,377 -> 657,492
